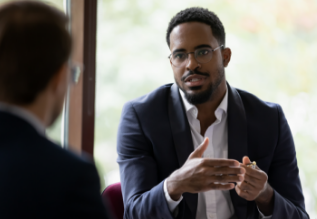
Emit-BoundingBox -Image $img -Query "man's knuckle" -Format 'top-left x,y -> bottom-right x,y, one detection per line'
194,184 -> 203,192
196,167 -> 205,175
202,178 -> 209,185
210,183 -> 217,189
198,159 -> 206,167
215,175 -> 223,182
214,184 -> 221,190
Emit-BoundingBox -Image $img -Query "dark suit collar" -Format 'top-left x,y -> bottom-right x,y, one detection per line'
168,83 -> 197,218
0,103 -> 45,136
0,111 -> 41,137
227,83 -> 248,219
169,83 -> 194,167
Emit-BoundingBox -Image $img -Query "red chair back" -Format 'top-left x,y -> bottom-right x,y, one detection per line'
102,182 -> 124,219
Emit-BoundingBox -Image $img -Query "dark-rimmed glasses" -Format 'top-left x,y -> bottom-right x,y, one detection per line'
168,45 -> 224,67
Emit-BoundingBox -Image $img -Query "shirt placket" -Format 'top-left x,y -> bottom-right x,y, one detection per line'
204,124 -> 217,219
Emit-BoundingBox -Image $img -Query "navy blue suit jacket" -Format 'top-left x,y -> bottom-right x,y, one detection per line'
117,83 -> 309,219
0,112 -> 112,219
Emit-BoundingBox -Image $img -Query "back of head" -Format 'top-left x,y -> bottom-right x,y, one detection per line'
0,1 -> 71,105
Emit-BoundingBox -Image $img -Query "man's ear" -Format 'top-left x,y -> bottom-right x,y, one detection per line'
170,58 -> 173,67
50,63 -> 68,94
222,47 -> 232,67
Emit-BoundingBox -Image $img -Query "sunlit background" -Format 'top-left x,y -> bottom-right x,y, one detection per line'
19,0 -> 317,217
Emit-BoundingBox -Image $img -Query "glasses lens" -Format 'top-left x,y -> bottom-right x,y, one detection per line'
195,48 -> 212,63
70,65 -> 81,84
172,52 -> 187,67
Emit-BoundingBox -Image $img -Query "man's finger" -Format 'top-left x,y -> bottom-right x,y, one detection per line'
242,156 -> 251,165
241,164 -> 266,180
206,175 -> 244,184
235,185 -> 252,201
237,181 -> 256,191
202,159 -> 240,167
204,166 -> 245,175
189,137 -> 209,159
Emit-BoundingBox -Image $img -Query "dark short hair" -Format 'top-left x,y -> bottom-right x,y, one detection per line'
0,1 -> 71,104
166,7 -> 225,48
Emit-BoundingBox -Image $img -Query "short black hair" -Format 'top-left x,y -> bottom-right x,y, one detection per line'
0,1 -> 71,104
166,7 -> 225,48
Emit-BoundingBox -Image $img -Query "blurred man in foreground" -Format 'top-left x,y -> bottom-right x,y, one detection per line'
0,1 -> 111,218
117,7 -> 309,219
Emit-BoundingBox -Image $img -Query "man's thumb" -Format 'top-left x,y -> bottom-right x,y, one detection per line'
242,156 -> 251,165
189,137 -> 209,159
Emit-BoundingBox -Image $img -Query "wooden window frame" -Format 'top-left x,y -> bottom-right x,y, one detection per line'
64,0 -> 97,156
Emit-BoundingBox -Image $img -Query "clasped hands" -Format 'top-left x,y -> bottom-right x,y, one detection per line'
166,138 -> 271,204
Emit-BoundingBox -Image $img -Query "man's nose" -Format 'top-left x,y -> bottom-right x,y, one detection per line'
186,53 -> 200,70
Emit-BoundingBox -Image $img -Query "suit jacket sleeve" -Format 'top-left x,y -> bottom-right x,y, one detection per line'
269,105 -> 309,219
66,159 -> 112,219
117,102 -> 184,219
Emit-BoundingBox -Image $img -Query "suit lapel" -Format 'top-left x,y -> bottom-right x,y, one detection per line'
168,83 -> 197,218
227,83 -> 248,219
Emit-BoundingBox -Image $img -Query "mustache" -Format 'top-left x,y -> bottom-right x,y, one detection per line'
181,70 -> 209,82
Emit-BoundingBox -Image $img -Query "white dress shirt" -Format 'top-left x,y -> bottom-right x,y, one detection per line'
163,87 -> 271,219
0,102 -> 45,135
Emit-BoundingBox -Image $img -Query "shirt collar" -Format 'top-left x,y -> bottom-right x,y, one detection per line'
0,102 -> 46,136
179,85 -> 228,119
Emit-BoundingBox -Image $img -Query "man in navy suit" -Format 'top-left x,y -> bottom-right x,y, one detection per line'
0,2 -> 111,218
117,7 -> 309,219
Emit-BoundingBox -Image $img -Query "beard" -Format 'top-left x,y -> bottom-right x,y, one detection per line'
177,67 -> 225,105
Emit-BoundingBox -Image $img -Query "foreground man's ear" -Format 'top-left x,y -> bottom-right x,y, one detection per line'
222,47 -> 232,67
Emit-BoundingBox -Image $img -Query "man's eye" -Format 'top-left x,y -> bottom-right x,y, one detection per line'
173,53 -> 186,59
197,50 -> 209,56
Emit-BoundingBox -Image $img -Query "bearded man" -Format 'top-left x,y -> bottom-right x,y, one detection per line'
117,7 -> 308,219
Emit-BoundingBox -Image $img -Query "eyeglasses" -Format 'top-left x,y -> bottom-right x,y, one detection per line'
69,62 -> 83,85
168,45 -> 224,67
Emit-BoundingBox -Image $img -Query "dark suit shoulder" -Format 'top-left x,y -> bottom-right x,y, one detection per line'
0,112 -> 108,218
46,138 -> 94,169
235,87 -> 280,113
24,132 -> 95,172
126,83 -> 173,108
121,84 -> 174,129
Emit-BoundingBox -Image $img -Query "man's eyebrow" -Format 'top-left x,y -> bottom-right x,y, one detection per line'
172,45 -> 213,54
194,44 -> 212,49
172,48 -> 186,54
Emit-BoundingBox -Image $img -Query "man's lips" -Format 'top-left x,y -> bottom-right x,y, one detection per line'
184,74 -> 207,87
